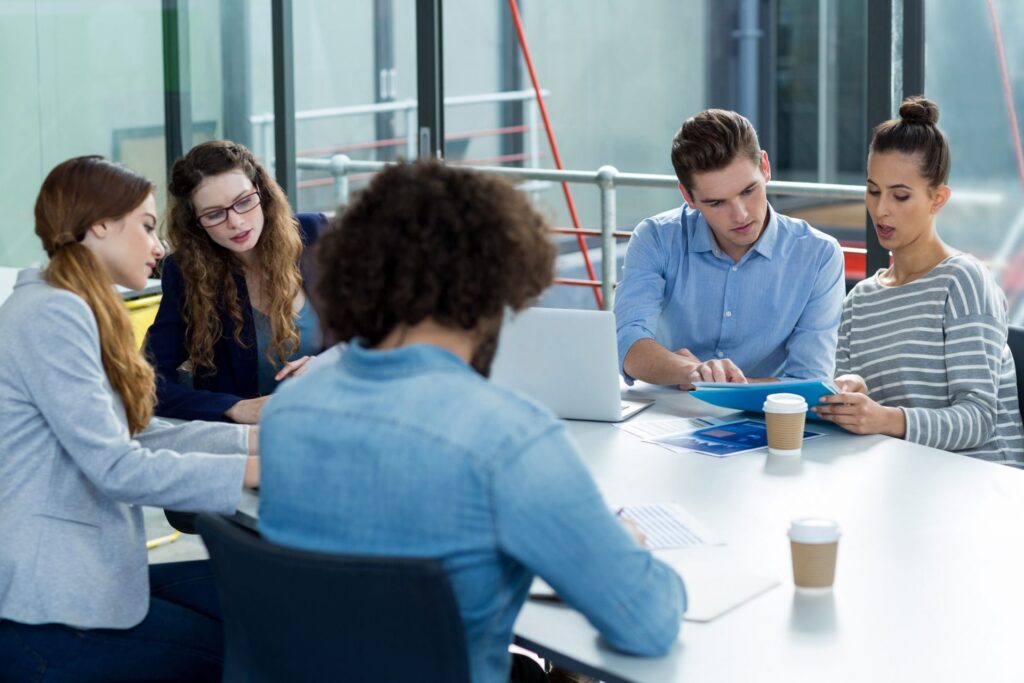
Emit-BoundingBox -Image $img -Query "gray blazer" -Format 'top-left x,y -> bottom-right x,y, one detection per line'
0,269 -> 249,629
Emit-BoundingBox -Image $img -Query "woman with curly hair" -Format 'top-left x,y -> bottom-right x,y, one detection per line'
0,156 -> 258,681
146,140 -> 329,423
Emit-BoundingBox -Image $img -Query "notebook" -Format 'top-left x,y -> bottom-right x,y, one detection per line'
690,379 -> 839,420
490,307 -> 654,422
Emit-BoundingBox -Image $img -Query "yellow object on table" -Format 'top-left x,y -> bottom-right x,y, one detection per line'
124,294 -> 161,350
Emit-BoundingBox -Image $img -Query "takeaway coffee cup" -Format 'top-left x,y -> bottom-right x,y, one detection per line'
788,518 -> 841,589
763,393 -> 807,456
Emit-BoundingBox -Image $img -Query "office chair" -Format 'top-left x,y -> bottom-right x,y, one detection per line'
195,514 -> 472,683
1007,325 -> 1024,414
164,510 -> 197,534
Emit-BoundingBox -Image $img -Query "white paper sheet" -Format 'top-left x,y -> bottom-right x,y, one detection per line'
616,502 -> 724,550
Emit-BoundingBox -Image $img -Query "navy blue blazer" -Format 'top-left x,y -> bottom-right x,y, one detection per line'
146,212 -> 328,422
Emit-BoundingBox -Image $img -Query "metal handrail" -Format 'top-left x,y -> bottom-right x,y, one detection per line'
296,154 -> 1006,310
252,89 -> 549,167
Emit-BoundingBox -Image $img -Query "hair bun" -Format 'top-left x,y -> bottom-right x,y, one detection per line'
899,96 -> 939,126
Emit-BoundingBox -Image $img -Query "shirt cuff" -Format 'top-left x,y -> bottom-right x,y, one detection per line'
617,328 -> 655,386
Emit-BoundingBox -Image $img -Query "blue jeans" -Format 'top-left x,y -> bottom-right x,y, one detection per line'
0,560 -> 224,683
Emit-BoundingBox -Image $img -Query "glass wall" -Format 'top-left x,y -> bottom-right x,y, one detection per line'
288,0 -> 417,214
183,0 -> 275,168
0,0 -> 165,268
925,0 -> 1024,321
14,1 -> 1020,304
773,0 -> 867,253
443,1 -> 706,308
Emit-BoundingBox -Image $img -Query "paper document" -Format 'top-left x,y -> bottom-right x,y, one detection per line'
658,552 -> 780,622
649,418 -> 824,458
529,547 -> 780,623
616,503 -> 723,550
616,416 -> 732,440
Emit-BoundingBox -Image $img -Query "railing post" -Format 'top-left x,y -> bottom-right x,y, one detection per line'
404,106 -> 417,160
329,154 -> 351,209
258,120 -> 271,166
527,98 -> 540,169
597,165 -> 619,311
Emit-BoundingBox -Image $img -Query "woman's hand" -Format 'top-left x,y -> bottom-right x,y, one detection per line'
814,392 -> 906,437
243,456 -> 260,489
225,396 -> 270,424
275,355 -> 313,382
834,374 -> 869,394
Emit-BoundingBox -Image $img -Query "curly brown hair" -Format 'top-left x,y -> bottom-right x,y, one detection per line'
165,140 -> 303,372
315,160 -> 555,346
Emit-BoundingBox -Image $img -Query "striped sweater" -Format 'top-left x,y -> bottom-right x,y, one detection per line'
836,254 -> 1024,465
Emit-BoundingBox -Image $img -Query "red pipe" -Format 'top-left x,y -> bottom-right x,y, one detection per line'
986,0 -> 1024,191
506,0 -> 603,308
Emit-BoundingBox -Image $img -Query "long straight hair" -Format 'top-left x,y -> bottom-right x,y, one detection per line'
35,156 -> 156,435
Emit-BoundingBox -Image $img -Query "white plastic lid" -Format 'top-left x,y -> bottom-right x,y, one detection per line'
763,393 -> 808,414
788,518 -> 841,544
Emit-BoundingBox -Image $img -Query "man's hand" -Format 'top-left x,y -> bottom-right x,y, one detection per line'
689,358 -> 747,384
618,515 -> 647,548
679,356 -> 747,389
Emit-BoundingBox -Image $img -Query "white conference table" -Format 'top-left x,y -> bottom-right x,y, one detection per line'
237,383 -> 1024,683
508,384 -> 1024,683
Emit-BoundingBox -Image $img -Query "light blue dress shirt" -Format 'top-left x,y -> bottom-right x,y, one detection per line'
258,340 -> 685,683
614,202 -> 845,382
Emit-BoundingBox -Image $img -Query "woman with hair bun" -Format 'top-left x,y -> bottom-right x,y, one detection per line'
0,156 -> 258,681
146,140 -> 328,423
814,96 -> 1024,464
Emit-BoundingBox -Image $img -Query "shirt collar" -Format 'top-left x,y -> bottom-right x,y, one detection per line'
751,202 -> 780,261
686,202 -> 780,262
342,337 -> 471,379
688,206 -> 717,254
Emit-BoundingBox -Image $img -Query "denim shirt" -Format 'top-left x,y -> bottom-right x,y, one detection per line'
258,341 -> 686,683
614,202 -> 845,382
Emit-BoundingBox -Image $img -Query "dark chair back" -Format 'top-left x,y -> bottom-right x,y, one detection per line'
195,514 -> 471,683
1007,326 -> 1024,411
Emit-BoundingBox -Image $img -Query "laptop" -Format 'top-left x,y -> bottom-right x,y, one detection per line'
490,307 -> 654,422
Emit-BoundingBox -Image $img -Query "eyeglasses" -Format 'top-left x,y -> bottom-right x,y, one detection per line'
196,191 -> 262,229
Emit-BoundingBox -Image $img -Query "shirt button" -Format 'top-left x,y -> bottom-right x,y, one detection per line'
732,266 -> 738,272
724,310 -> 732,318
716,351 -> 724,358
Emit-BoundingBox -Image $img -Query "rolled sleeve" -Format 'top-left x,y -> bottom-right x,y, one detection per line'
779,240 -> 844,379
614,220 -> 671,384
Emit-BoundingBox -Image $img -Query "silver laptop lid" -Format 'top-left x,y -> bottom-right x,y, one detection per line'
490,307 -> 623,421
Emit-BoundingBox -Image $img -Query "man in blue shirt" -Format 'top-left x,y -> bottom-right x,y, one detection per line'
615,109 -> 845,388
258,161 -> 685,683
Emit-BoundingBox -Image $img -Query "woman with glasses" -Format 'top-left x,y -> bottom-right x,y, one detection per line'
146,140 -> 328,423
